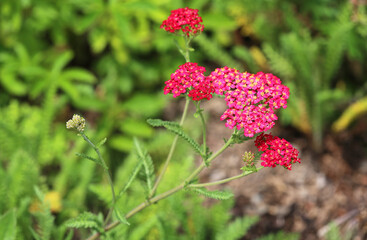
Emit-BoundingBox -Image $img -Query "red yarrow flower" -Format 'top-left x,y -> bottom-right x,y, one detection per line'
255,133 -> 301,170
161,7 -> 204,37
164,62 -> 214,101
208,67 -> 289,137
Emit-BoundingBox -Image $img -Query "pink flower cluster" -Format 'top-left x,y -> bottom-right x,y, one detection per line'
255,133 -> 301,170
161,7 -> 204,37
208,67 -> 289,137
163,62 -> 214,101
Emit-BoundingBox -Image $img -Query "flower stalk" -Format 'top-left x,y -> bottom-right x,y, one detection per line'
80,133 -> 116,225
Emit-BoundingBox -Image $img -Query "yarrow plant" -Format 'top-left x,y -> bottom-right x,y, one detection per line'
66,7 -> 301,239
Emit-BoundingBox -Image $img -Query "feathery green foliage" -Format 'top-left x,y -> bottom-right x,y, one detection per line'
133,138 -> 155,195
30,187 -> 56,240
189,187 -> 234,200
215,216 -> 259,240
65,212 -> 104,233
0,209 -> 17,240
147,118 -> 203,155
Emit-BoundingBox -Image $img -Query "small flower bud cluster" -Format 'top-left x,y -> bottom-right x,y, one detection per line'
208,67 -> 289,137
66,114 -> 86,132
255,133 -> 301,170
161,7 -> 204,37
242,151 -> 255,166
163,62 -> 214,101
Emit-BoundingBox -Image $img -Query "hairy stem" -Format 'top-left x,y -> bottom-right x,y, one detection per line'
196,102 -> 207,161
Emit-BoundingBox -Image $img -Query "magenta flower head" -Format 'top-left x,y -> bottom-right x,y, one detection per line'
208,67 -> 289,137
164,62 -> 214,101
161,7 -> 204,37
255,133 -> 301,170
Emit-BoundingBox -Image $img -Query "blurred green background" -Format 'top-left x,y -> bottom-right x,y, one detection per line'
0,0 -> 366,239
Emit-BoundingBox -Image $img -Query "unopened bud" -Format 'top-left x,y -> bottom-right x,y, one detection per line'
66,114 -> 86,132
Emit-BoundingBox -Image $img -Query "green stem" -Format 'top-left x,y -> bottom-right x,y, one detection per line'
86,135 -> 235,240
175,36 -> 192,62
189,166 -> 264,188
196,102 -> 207,161
81,133 -> 116,225
149,97 -> 190,198
184,37 -> 192,62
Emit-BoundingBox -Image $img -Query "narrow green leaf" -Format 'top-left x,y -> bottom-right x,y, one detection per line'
52,51 -> 73,73
0,73 -> 27,96
76,153 -> 107,170
62,68 -> 96,83
117,161 -> 143,199
114,208 -> 130,226
0,209 -> 17,240
133,138 -> 155,194
96,138 -> 107,148
33,186 -> 44,201
189,187 -> 234,200
29,227 -> 42,240
147,119 -> 203,155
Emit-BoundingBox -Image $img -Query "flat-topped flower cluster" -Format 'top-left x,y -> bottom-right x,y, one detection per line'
160,7 -> 204,37
210,67 -> 289,137
255,133 -> 301,170
163,62 -> 214,101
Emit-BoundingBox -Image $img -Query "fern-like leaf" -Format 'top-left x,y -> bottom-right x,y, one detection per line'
133,138 -> 155,194
323,22 -> 352,86
32,187 -> 55,240
65,212 -> 104,233
189,187 -> 234,200
215,216 -> 259,240
263,44 -> 296,79
147,119 -> 202,155
146,118 -> 180,128
96,138 -> 107,148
